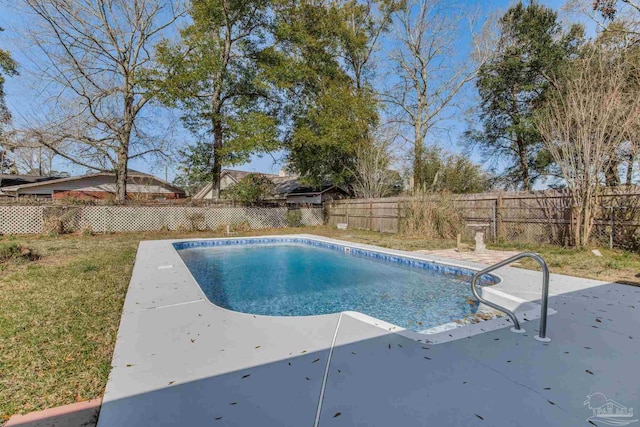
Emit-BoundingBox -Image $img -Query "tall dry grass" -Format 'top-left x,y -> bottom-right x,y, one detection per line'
401,192 -> 465,239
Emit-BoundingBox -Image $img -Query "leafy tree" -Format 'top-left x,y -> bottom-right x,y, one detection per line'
421,147 -> 491,194
337,0 -> 401,91
286,81 -> 378,186
172,141 -> 213,195
224,173 -> 275,203
467,2 -> 583,190
270,0 -> 386,187
151,0 -> 278,199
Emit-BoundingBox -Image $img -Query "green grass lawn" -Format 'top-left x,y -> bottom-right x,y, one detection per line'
1,226 -> 638,420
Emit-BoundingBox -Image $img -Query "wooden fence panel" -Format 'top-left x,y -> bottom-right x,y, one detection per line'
326,190 -> 640,249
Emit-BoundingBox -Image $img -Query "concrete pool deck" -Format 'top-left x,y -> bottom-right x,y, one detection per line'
98,235 -> 640,426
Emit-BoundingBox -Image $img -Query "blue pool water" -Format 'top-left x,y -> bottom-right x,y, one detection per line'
177,242 -> 485,332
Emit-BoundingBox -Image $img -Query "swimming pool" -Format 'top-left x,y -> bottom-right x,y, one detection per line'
174,238 -> 498,333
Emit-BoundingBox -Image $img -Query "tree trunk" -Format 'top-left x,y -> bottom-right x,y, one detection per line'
115,150 -> 128,203
413,125 -> 424,192
571,203 -> 581,247
208,20 -> 232,200
510,86 -> 531,191
571,187 -> 597,248
116,79 -> 135,203
626,153 -> 635,186
211,118 -> 223,199
604,161 -> 621,186
517,139 -> 531,191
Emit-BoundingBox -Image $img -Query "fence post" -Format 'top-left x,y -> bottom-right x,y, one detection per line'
495,193 -> 503,241
609,206 -> 614,250
369,201 -> 374,231
346,202 -> 350,229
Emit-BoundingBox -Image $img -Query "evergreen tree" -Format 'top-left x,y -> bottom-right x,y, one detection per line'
421,147 -> 491,194
467,2 -> 583,190
270,0 -> 390,187
151,0 -> 279,198
0,27 -> 18,175
0,27 -> 17,126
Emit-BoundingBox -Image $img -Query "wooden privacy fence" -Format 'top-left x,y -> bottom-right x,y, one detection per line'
0,205 -> 324,235
326,189 -> 640,249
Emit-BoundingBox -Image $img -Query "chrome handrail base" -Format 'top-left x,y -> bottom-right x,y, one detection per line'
511,327 -> 526,334
534,335 -> 551,343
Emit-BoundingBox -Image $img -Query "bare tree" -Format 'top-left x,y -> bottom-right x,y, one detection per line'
383,0 -> 491,191
20,0 -> 184,201
535,47 -> 640,247
565,1 -> 640,187
566,0 -> 640,45
349,130 -> 401,199
3,129 -> 63,175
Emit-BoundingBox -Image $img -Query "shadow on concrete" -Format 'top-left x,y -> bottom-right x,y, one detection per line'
94,281 -> 639,426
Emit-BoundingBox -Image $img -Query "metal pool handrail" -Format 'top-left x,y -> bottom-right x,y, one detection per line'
471,252 -> 551,342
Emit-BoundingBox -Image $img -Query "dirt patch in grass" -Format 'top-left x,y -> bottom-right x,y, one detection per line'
1,226 -> 638,420
0,242 -> 38,263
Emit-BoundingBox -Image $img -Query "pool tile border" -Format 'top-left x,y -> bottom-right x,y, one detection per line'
173,237 -> 499,285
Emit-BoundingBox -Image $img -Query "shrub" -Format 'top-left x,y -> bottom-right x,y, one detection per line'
231,221 -> 251,232
42,207 -> 80,234
287,210 -> 303,227
80,226 -> 94,236
0,242 -> 38,262
186,212 -> 207,231
0,243 -> 21,261
224,174 -> 276,203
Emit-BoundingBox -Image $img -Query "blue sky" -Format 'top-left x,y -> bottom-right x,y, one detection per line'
0,0 -> 584,182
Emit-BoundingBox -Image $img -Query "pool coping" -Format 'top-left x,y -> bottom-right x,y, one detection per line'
98,234 -> 640,427
167,234 -> 551,343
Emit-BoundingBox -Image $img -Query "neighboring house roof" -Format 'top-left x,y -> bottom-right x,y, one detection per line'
192,184 -> 212,200
225,169 -> 278,181
0,174 -> 63,187
192,169 -> 347,200
192,169 -> 280,199
286,184 -> 343,196
1,170 -> 185,195
271,176 -> 345,197
270,176 -> 303,195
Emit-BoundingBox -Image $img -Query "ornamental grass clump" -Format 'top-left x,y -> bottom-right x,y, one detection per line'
401,192 -> 465,239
